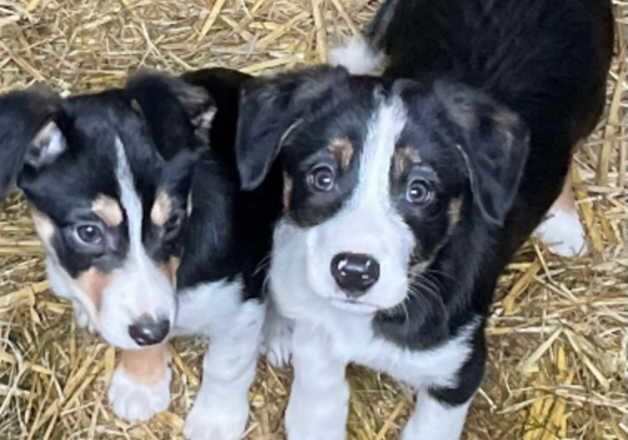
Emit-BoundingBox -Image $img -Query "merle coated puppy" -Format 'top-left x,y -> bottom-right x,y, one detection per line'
0,68 -> 279,438
233,0 -> 614,438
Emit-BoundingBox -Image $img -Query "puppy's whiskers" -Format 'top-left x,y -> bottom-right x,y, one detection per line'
253,253 -> 272,277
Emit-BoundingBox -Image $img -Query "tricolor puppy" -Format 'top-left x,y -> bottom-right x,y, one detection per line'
234,0 -> 613,438
0,68 -> 278,438
0,80 -> 198,420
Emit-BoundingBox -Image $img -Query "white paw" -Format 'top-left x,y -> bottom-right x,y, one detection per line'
534,209 -> 588,257
108,364 -> 171,422
285,402 -> 347,440
328,36 -> 385,75
284,377 -> 349,440
184,393 -> 249,440
262,318 -> 293,368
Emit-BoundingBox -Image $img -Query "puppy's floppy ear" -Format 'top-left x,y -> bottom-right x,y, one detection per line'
126,72 -> 217,154
0,87 -> 66,198
235,65 -> 350,190
434,80 -> 529,226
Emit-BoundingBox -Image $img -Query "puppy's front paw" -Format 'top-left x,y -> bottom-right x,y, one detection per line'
285,405 -> 346,440
534,209 -> 588,257
107,364 -> 171,422
262,318 -> 293,368
184,393 -> 249,440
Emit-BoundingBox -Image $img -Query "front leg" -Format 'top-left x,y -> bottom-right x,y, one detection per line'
261,300 -> 293,368
285,323 -> 349,440
108,344 -> 172,422
184,300 -> 264,440
402,391 -> 473,440
402,339 -> 485,439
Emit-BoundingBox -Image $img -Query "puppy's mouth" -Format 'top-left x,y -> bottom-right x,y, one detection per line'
329,297 -> 383,314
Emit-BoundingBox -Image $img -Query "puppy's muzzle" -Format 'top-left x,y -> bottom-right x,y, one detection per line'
331,252 -> 380,296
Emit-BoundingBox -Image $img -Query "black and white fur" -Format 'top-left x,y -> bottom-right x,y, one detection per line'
234,0 -> 614,438
0,69 -> 280,438
172,69 -> 282,440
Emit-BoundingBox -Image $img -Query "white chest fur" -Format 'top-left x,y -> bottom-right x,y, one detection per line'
270,221 -> 477,440
270,220 -> 476,390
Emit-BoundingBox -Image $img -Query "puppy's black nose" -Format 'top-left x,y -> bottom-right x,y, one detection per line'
128,316 -> 170,346
331,252 -> 380,296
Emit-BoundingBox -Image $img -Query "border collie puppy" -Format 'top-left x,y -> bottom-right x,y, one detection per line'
234,1 -> 613,438
0,69 -> 279,438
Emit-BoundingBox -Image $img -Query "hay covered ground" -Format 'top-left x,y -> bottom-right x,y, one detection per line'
0,0 -> 626,438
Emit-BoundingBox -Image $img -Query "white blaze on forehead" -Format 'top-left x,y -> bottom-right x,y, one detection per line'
104,137 -> 175,349
351,95 -> 407,210
114,137 -> 145,258
295,94 -> 414,313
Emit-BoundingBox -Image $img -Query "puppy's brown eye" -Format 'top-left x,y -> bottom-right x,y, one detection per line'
75,224 -> 104,244
308,165 -> 335,192
406,178 -> 434,205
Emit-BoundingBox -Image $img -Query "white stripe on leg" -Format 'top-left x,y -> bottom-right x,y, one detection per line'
184,300 -> 264,440
285,323 -> 349,440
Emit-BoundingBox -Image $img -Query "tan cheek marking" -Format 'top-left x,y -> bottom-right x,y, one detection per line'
118,344 -> 170,385
151,191 -> 172,227
75,268 -> 114,310
283,173 -> 293,213
92,194 -> 123,227
393,146 -> 422,177
410,198 -> 462,277
329,137 -> 354,170
30,207 -> 54,247
159,256 -> 180,286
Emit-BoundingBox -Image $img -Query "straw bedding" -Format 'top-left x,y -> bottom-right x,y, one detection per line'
0,1 -> 626,438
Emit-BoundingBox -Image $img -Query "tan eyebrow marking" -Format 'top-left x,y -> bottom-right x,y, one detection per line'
92,194 -> 123,227
150,190 -> 172,227
329,137 -> 354,169
393,146 -> 421,177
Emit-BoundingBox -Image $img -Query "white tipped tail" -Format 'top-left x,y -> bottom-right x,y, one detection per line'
328,36 -> 386,75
